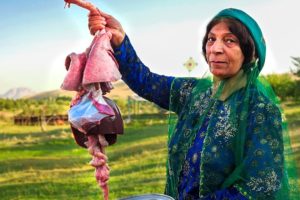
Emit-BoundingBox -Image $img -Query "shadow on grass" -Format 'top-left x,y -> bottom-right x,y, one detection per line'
0,127 -> 69,139
283,101 -> 300,107
0,156 -> 89,173
288,119 -> 300,128
0,181 -> 101,200
0,137 -> 77,153
111,161 -> 165,177
117,124 -> 167,141
108,141 -> 166,162
109,174 -> 166,198
0,128 -> 83,159
111,175 -> 164,190
0,124 -> 169,199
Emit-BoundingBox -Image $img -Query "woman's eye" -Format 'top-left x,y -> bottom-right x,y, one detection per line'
225,38 -> 236,44
207,37 -> 215,43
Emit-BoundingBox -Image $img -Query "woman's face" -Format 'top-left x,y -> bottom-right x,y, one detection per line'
205,22 -> 245,79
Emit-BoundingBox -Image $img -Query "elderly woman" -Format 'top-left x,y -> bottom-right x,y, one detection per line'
88,8 -> 298,200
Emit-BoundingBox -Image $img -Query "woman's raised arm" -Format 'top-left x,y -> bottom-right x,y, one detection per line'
88,12 -> 174,110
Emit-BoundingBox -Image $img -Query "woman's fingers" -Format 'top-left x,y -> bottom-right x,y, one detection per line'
88,15 -> 106,24
90,25 -> 105,35
87,9 -> 125,46
88,15 -> 106,23
88,14 -> 106,35
99,12 -> 112,20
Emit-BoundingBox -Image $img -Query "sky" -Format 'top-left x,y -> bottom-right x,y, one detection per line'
0,0 -> 299,94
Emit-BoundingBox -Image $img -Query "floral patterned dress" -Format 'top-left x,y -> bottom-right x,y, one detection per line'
114,35 -> 283,200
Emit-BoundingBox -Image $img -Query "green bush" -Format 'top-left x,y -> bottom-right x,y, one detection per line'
0,97 -> 70,116
294,80 -> 300,101
264,73 -> 296,101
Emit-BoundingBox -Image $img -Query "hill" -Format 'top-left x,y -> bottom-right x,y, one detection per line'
26,81 -> 136,100
106,81 -> 136,100
25,89 -> 75,100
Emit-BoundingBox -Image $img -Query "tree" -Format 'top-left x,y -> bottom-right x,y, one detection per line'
291,56 -> 300,77
264,73 -> 296,101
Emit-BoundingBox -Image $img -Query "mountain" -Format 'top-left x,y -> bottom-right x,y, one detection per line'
0,87 -> 36,99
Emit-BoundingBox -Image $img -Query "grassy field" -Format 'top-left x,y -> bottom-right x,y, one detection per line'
0,123 -> 168,200
0,101 -> 299,200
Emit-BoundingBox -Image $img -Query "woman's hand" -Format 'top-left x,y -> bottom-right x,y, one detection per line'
88,10 -> 125,47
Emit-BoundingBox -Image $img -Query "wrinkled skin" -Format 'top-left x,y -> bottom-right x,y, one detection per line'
205,22 -> 245,79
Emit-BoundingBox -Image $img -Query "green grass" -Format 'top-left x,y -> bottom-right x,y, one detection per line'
0,101 -> 299,200
0,123 -> 168,200
282,101 -> 300,166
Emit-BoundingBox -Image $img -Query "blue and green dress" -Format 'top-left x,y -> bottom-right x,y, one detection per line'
113,35 -> 284,200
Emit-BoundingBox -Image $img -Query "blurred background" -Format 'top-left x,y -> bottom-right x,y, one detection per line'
0,0 -> 299,199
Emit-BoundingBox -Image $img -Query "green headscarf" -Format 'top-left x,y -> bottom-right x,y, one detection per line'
216,8 -> 266,73
167,8 -> 299,199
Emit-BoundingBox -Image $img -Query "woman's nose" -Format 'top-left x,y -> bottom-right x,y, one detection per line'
211,40 -> 224,54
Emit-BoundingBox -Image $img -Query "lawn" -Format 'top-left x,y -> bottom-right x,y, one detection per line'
0,101 -> 299,200
0,123 -> 168,200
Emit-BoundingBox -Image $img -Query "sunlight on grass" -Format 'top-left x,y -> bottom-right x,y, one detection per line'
0,123 -> 169,199
0,101 -> 299,199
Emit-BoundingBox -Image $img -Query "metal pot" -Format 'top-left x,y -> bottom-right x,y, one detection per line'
119,193 -> 175,200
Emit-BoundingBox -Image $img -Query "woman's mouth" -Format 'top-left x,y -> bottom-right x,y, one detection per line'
210,61 -> 227,67
210,60 -> 227,64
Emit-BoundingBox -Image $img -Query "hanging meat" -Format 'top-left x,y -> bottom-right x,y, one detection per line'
62,0 -> 124,199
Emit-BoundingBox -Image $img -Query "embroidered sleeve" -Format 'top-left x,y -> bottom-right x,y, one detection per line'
113,35 -> 174,110
169,78 -> 199,114
235,98 -> 284,199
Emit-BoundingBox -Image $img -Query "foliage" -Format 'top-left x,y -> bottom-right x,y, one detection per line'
294,80 -> 300,101
0,96 -> 165,121
0,97 -> 72,116
263,73 -> 296,101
